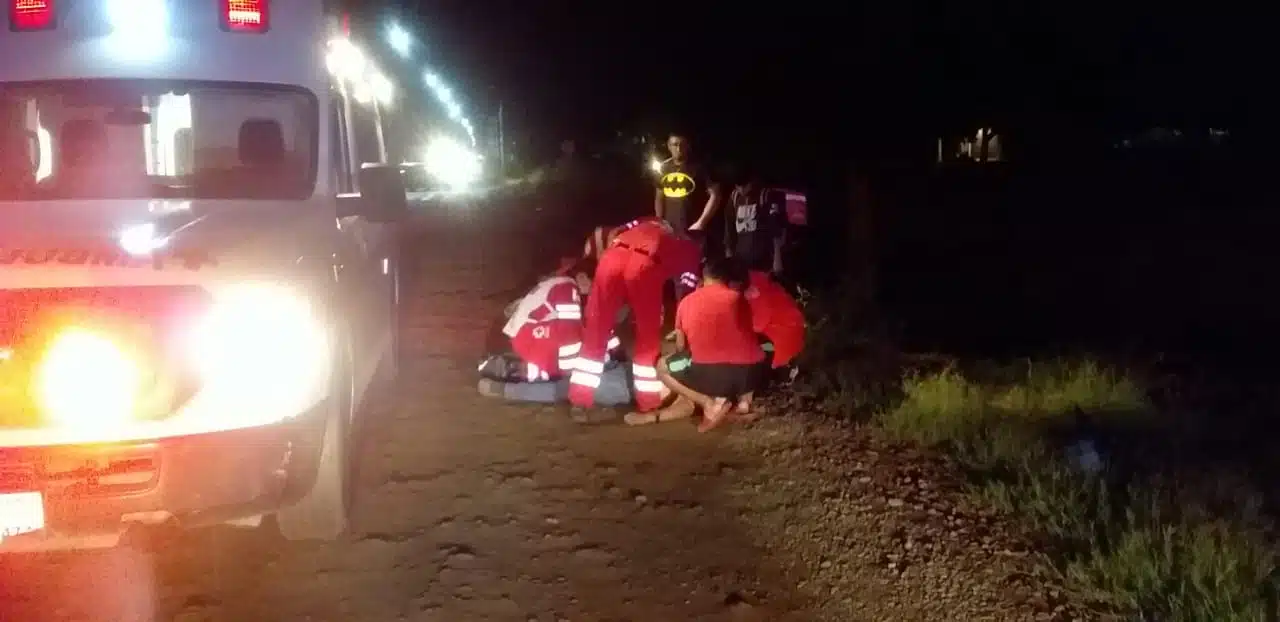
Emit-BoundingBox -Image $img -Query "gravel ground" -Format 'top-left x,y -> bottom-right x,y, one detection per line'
721,412 -> 1094,622
0,207 -> 1076,621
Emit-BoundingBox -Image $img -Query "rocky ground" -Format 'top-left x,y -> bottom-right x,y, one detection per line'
0,206 -> 1080,621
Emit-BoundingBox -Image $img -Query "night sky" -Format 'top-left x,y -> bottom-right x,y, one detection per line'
365,1 -> 1263,164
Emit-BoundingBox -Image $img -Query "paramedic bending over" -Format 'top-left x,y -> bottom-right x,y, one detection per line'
477,258 -> 632,406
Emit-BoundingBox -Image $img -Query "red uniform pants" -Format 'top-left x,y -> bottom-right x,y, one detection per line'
568,246 -> 666,410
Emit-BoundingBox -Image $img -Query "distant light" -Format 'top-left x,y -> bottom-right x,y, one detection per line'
424,72 -> 443,90
370,72 -> 394,105
423,135 -> 482,190
106,0 -> 169,60
326,38 -> 366,81
352,83 -> 374,105
35,124 -> 52,181
387,23 -> 413,57
649,157 -> 662,174
119,223 -> 168,256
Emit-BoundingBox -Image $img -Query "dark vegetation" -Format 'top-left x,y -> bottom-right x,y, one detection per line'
790,144 -> 1280,621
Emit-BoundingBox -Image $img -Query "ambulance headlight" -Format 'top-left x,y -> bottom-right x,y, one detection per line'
35,330 -> 143,430
186,284 -> 330,415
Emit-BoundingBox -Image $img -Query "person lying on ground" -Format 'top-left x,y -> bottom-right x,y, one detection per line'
478,257 -> 628,405
625,256 -> 765,431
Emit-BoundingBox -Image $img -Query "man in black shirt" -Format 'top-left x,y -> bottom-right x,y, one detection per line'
726,166 -> 785,274
653,132 -> 721,237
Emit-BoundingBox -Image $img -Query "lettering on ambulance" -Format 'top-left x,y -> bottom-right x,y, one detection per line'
0,248 -> 218,270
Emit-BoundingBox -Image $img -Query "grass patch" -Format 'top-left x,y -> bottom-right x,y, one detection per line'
872,361 -> 1277,621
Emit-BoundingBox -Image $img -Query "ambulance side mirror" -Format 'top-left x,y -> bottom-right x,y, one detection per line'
340,164 -> 408,222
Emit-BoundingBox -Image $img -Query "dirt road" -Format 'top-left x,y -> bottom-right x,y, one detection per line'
0,215 -> 812,622
0,209 -> 1060,622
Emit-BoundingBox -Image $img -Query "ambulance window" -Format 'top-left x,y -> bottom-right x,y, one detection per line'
330,97 -> 354,194
349,102 -> 384,166
0,80 -> 319,201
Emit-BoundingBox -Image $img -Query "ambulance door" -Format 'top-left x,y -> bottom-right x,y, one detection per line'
334,92 -> 392,389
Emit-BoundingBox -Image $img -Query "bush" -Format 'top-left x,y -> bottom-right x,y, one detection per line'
872,361 -> 1277,621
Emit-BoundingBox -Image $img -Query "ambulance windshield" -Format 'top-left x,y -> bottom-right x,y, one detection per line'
0,79 -> 316,201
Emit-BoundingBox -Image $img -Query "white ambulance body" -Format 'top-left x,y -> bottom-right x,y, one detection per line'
0,0 -> 406,550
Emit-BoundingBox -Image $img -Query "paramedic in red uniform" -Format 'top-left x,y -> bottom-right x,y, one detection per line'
654,133 -> 722,244
502,260 -> 589,382
745,269 -> 806,372
568,217 -> 703,414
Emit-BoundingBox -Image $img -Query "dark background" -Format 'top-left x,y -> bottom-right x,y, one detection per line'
361,0 -> 1273,364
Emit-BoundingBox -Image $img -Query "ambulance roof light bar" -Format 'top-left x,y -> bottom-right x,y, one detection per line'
9,0 -> 55,32
219,0 -> 269,33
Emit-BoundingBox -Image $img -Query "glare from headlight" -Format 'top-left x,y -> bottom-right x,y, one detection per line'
35,330 -> 141,430
423,135 -> 482,190
187,284 -> 330,418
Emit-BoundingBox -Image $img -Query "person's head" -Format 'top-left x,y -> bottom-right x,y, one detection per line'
666,133 -> 690,162
555,256 -> 595,294
573,268 -> 594,295
733,164 -> 759,191
701,255 -> 748,291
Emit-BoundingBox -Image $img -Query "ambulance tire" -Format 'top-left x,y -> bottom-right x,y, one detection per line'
275,355 -> 353,541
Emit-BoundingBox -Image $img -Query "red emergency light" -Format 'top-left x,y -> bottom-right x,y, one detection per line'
9,0 -> 55,31
219,0 -> 269,33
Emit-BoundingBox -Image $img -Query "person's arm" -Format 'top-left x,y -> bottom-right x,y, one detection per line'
722,187 -> 737,257
689,181 -> 721,231
772,230 -> 786,274
769,191 -> 786,274
672,301 -> 688,350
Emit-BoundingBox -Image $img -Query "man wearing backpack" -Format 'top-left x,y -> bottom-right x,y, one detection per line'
725,165 -> 787,275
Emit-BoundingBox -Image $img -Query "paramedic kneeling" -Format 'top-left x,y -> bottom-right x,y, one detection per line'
745,269 -> 806,372
478,259 -> 631,405
627,257 -> 764,431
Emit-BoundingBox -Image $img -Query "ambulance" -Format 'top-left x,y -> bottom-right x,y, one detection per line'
0,0 -> 406,551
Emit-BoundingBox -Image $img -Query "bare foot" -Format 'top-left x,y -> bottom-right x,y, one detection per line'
697,398 -> 732,433
625,400 -> 694,426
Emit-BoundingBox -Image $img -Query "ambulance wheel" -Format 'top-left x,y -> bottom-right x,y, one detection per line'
276,361 -> 353,541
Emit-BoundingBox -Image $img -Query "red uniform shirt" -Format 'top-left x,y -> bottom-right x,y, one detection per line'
675,282 -> 765,365
612,219 -> 702,295
504,277 -> 583,377
745,271 -> 805,367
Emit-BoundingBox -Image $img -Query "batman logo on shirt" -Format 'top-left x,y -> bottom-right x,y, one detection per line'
660,172 -> 696,199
